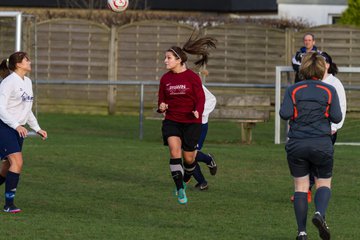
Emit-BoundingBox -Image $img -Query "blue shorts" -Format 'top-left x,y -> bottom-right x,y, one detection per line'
0,120 -> 24,160
196,123 -> 208,150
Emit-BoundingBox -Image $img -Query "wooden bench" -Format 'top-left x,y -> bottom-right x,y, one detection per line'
147,95 -> 271,144
210,95 -> 271,144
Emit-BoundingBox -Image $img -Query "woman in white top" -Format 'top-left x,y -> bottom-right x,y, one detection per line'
0,52 -> 47,213
321,52 -> 347,143
183,84 -> 217,190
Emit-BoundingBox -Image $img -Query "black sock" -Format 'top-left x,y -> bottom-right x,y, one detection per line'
183,160 -> 197,181
314,186 -> 331,217
193,164 -> 206,184
195,151 -> 212,165
169,158 -> 184,191
183,171 -> 191,183
0,175 -> 6,185
294,192 -> 308,232
5,171 -> 20,207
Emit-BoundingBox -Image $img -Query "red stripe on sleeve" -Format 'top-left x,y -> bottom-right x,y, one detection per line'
291,84 -> 308,119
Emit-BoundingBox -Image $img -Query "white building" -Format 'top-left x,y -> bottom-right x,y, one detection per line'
277,0 -> 348,26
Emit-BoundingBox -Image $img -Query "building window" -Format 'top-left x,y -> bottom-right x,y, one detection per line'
328,14 -> 341,24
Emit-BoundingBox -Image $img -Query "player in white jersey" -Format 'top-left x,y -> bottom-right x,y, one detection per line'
0,52 -> 47,213
321,51 -> 346,142
183,85 -> 217,190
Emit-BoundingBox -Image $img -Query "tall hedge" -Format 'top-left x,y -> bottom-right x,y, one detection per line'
340,0 -> 360,26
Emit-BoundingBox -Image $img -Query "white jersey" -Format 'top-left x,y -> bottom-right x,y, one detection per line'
0,72 -> 41,132
322,74 -> 347,132
202,85 -> 216,124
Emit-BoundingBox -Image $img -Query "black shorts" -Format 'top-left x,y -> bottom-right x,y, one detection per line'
0,120 -> 24,160
162,119 -> 201,151
286,137 -> 333,179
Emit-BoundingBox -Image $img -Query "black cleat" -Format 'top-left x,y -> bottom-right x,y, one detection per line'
3,204 -> 22,213
207,153 -> 217,176
296,231 -> 307,240
312,212 -> 330,240
195,181 -> 208,191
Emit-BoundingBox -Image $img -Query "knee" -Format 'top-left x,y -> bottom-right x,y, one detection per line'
315,180 -> 331,189
9,158 -> 23,172
294,178 -> 310,192
183,155 -> 195,164
169,149 -> 181,158
295,185 -> 309,192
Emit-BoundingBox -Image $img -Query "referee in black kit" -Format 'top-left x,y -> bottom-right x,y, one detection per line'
280,52 -> 342,240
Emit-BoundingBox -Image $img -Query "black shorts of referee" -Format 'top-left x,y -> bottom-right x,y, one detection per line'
286,137 -> 333,179
162,119 -> 201,151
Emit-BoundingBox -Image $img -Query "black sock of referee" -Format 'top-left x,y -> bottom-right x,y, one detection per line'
5,171 -> 20,207
294,192 -> 308,233
314,186 -> 331,218
169,158 -> 184,191
0,175 -> 6,185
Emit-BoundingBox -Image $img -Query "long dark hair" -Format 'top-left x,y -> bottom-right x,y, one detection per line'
0,51 -> 29,79
167,32 -> 217,67
321,51 -> 338,76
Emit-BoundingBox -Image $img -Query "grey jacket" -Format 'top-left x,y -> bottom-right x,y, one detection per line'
279,80 -> 342,139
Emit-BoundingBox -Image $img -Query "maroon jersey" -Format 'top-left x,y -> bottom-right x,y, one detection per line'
158,69 -> 205,123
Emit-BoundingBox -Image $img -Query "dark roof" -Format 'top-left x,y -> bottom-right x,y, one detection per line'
0,0 -> 277,12
0,0 -> 60,7
147,0 -> 277,12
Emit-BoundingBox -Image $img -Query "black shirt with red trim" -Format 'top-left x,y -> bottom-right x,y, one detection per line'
279,79 -> 342,139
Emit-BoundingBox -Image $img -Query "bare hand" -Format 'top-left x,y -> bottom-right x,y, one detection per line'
192,110 -> 199,119
159,102 -> 168,112
16,125 -> 28,138
331,130 -> 337,135
37,129 -> 48,140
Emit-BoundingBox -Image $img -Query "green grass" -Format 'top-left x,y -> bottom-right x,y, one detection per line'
2,113 -> 360,239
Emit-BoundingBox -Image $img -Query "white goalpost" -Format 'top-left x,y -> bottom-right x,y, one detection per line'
275,66 -> 360,145
0,11 -> 22,51
0,11 -> 40,136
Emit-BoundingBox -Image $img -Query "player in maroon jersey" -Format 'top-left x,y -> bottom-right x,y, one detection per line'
157,33 -> 216,204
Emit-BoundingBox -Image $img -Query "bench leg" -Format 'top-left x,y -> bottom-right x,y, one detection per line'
240,123 -> 247,143
240,122 -> 256,144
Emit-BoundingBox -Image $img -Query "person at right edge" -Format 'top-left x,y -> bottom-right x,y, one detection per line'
280,52 -> 342,240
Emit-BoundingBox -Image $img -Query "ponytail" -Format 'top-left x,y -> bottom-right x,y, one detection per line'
0,59 -> 10,79
167,32 -> 217,67
182,33 -> 217,67
321,52 -> 338,76
300,52 -> 326,80
329,62 -> 338,76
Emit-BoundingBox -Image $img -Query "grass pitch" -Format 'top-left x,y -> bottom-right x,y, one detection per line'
1,113 -> 359,239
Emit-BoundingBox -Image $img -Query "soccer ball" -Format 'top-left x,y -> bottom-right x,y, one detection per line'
107,0 -> 129,12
